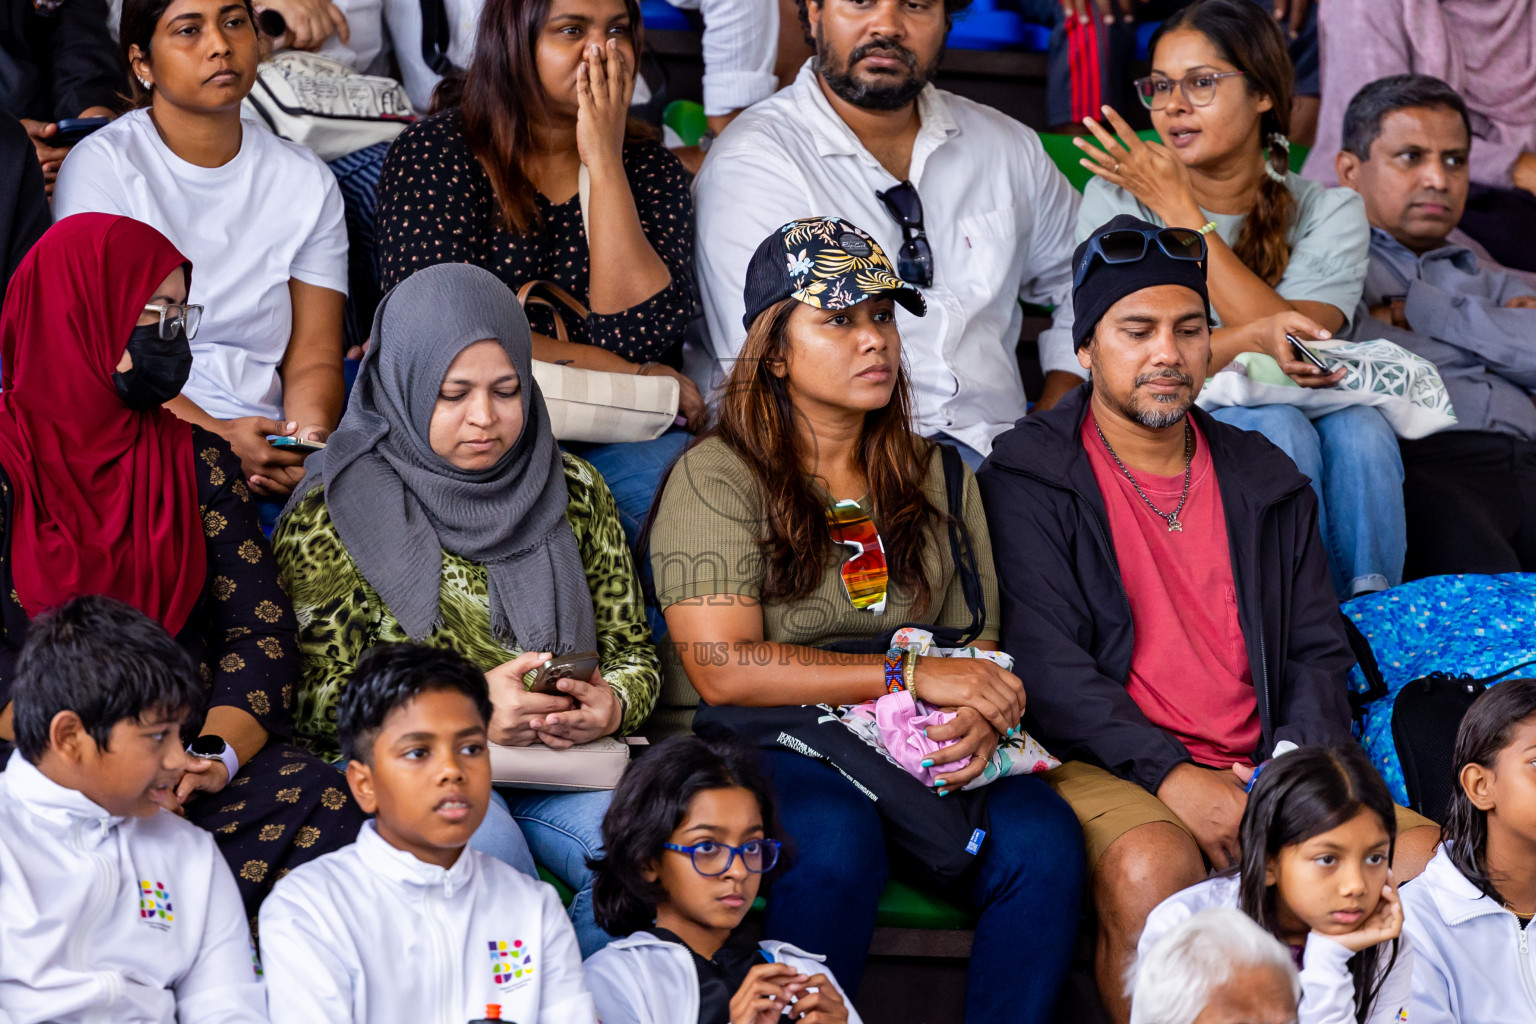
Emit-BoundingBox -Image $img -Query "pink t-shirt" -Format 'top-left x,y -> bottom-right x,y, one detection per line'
1082,411 -> 1260,768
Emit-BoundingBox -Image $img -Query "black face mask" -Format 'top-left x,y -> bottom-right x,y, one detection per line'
113,322 -> 193,410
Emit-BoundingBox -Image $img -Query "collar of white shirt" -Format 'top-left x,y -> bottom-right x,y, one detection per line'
4,749 -> 125,839
787,59 -> 961,173
354,818 -> 479,898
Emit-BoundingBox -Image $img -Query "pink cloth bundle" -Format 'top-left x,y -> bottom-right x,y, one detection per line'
845,690 -> 971,787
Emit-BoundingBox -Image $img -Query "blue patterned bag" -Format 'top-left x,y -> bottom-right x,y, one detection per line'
1343,574 -> 1536,806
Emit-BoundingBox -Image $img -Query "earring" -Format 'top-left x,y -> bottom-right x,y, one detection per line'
138,76 -> 152,90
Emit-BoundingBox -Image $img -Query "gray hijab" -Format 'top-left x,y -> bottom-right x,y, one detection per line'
288,263 -> 596,652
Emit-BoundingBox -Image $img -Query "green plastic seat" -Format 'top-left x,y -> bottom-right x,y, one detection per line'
873,878 -> 976,931
663,99 -> 709,148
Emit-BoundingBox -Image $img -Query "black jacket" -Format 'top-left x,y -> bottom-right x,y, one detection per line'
976,384 -> 1354,794
0,0 -> 122,122
0,111 -> 47,308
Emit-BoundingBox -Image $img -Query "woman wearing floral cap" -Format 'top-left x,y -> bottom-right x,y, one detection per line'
648,217 -> 1085,1024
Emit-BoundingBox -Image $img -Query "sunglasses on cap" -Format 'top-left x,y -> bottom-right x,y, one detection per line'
1073,226 -> 1208,291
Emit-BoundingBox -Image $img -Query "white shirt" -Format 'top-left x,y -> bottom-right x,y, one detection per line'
54,110 -> 349,422
584,932 -> 864,1024
662,0 -> 778,116
258,821 -> 597,1024
317,0 -> 390,77
692,61 -> 1079,456
0,752 -> 266,1024
1138,874 -> 1413,1024
1401,844 -> 1536,1023
381,0 -> 480,110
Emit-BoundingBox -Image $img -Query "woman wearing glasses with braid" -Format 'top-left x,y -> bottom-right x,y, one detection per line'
1070,0 -> 1400,602
648,216 -> 1085,1024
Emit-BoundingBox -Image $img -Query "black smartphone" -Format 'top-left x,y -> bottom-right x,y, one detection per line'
53,117 -> 111,145
1286,333 -> 1334,373
528,650 -> 600,695
266,435 -> 327,455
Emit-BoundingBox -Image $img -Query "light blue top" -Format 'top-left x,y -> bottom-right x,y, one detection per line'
1075,172 -> 1371,330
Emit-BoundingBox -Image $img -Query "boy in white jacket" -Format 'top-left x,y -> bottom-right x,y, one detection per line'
258,644 -> 596,1024
0,596 -> 267,1024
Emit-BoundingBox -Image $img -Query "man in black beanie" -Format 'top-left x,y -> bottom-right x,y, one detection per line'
976,216 -> 1439,1022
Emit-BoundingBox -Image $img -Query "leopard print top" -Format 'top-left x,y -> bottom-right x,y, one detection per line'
272,452 -> 659,760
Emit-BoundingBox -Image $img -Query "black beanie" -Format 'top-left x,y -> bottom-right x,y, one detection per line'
1071,214 -> 1211,352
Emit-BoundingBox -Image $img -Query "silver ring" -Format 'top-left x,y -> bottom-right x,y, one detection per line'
1114,162 -> 1121,173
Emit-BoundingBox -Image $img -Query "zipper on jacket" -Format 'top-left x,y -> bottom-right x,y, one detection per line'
425,889 -> 458,1024
68,821 -> 121,1024
1519,923 -> 1536,1012
1073,488 -> 1135,657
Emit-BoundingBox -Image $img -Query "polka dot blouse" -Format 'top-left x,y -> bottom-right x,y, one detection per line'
375,110 -> 696,363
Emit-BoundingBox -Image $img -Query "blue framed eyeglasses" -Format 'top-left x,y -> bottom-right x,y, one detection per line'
1073,226 -> 1207,290
661,839 -> 782,877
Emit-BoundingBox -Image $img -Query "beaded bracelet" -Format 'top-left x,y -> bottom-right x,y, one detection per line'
883,647 -> 906,695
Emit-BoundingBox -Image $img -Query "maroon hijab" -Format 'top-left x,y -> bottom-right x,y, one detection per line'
0,213 -> 205,635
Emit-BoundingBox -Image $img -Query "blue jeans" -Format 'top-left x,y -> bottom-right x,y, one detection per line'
469,789 -> 538,876
501,787 -> 619,958
761,751 -> 1085,1023
564,428 -> 691,550
1210,404 -> 1405,598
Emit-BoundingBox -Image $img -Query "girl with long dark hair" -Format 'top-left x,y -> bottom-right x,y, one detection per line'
1069,0 -> 1402,603
373,0 -> 701,544
585,735 -> 856,1024
1137,745 -> 1411,1023
648,216 -> 1085,1024
1401,678 -> 1536,1023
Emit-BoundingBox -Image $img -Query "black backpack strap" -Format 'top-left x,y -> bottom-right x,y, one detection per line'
1341,613 -> 1389,721
419,0 -> 456,76
937,443 -> 985,646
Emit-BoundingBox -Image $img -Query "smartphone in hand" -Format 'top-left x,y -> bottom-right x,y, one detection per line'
54,117 -> 111,145
1286,333 -> 1334,373
528,651 -> 600,696
266,435 -> 327,455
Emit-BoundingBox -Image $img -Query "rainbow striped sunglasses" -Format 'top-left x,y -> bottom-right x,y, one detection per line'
828,499 -> 888,613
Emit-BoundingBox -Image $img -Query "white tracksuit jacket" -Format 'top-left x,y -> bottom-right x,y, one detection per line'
582,932 -> 863,1024
1137,874 -> 1413,1024
0,752 -> 267,1024
258,821 -> 598,1024
1401,844 -> 1536,1023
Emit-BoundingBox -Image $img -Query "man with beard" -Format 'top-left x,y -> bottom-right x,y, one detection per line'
978,215 -> 1378,1022
1335,74 -> 1536,577
692,0 -> 1083,469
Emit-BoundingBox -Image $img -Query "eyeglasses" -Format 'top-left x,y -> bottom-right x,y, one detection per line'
828,499 -> 888,614
1073,227 -> 1207,291
662,839 -> 783,876
875,181 -> 933,287
1133,70 -> 1245,110
142,303 -> 203,342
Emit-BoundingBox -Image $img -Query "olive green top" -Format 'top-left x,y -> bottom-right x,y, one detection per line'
649,436 -> 1000,717
273,452 -> 659,759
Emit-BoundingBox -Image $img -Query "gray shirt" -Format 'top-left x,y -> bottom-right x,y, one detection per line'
1352,228 -> 1536,440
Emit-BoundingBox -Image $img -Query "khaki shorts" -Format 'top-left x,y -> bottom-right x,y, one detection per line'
1041,760 -> 1437,869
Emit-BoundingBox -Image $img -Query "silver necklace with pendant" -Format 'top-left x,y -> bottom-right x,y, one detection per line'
1094,419 -> 1193,533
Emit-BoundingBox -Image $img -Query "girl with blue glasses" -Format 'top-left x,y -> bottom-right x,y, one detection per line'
585,736 -> 860,1024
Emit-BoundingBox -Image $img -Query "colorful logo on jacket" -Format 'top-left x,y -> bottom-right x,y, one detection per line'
139,880 -> 173,926
489,939 -> 534,988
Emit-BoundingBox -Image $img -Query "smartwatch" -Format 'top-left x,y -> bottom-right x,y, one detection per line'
188,734 -> 240,783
